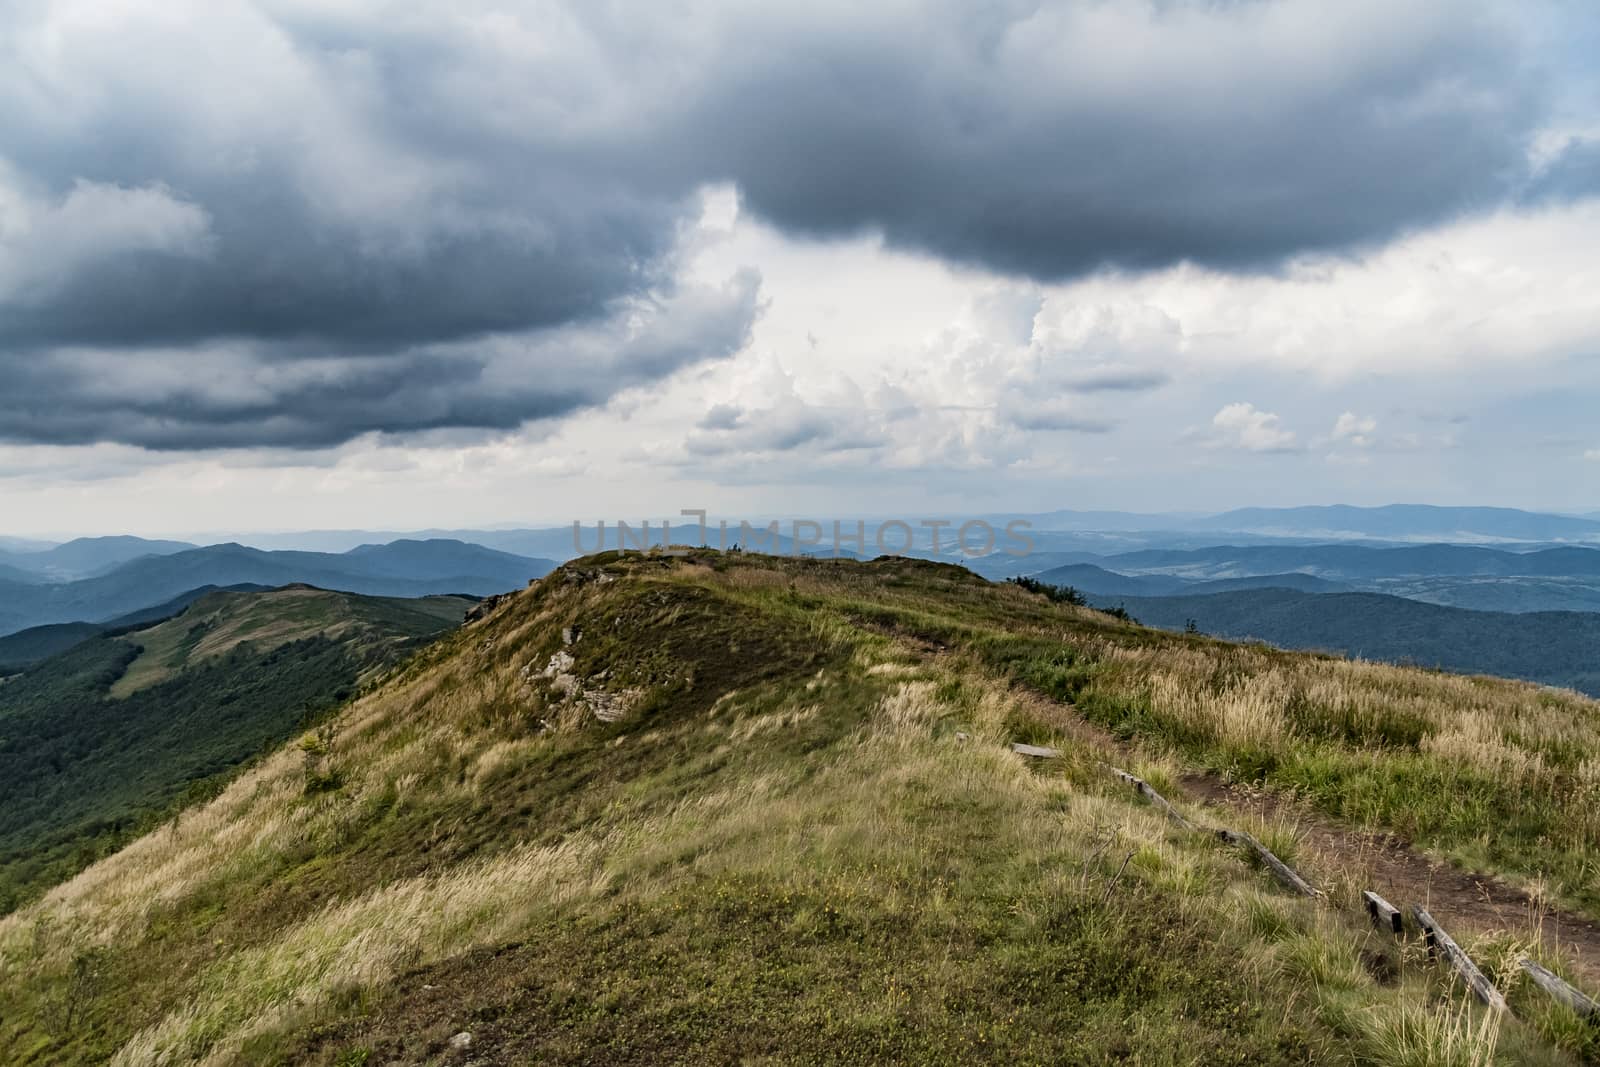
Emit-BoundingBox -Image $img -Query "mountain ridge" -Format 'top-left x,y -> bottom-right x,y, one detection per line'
3,552 -> 1600,1064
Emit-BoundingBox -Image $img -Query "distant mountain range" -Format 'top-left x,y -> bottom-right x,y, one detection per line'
1182,504 -> 1600,542
0,539 -> 554,637
1088,588 -> 1600,696
1097,543 -> 1600,580
1009,543 -> 1600,615
0,535 -> 198,581
20,504 -> 1600,570
8,505 -> 1600,644
1034,563 -> 1352,599
984,504 -> 1600,544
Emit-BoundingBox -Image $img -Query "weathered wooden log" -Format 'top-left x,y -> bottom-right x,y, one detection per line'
1411,906 -> 1507,1012
1011,742 -> 1060,758
1520,959 -> 1598,1017
1363,890 -> 1403,935
1102,765 -> 1318,897
1106,766 -> 1201,833
1216,828 -> 1321,899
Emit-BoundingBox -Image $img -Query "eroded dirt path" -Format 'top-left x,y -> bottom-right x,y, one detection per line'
996,675 -> 1600,984
1179,773 -> 1600,985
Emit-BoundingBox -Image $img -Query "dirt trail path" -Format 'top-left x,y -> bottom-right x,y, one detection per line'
1178,773 -> 1600,985
994,677 -> 1600,985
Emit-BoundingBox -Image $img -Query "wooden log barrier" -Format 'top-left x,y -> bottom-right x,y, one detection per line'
1411,906 -> 1508,1012
1520,959 -> 1599,1017
1363,890 -> 1404,935
1106,766 -> 1201,833
1215,828 -> 1321,899
1102,765 -> 1319,897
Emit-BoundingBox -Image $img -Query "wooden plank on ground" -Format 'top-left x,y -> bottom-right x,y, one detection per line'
1105,766 -> 1201,833
1520,959 -> 1598,1017
1216,829 -> 1321,899
1363,890 -> 1403,935
1411,906 -> 1508,1012
1011,742 -> 1060,758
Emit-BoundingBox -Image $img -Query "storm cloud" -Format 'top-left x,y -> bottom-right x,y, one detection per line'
0,0 -> 1591,449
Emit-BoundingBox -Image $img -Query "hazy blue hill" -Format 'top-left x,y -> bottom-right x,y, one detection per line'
1367,576 -> 1600,615
0,540 -> 556,637
1092,588 -> 1600,695
1032,563 -> 1189,596
1188,504 -> 1600,542
5,535 -> 197,580
342,538 -> 571,578
1499,546 -> 1600,576
1103,542 -> 1600,581
1181,573 -> 1353,594
0,563 -> 44,584
0,623 -> 104,673
963,550 -> 1104,580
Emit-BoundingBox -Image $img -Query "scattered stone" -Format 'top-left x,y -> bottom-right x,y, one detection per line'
562,625 -> 581,646
525,649 -> 642,724
541,651 -> 576,678
562,568 -> 616,586
464,594 -> 507,623
955,731 -> 970,742
587,687 -> 644,723
450,1031 -> 473,1051
1011,742 -> 1060,759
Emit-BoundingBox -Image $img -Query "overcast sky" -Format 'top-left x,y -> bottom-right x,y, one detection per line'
2,0 -> 1599,536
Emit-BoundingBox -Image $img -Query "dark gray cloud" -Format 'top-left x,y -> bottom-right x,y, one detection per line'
685,1 -> 1559,277
698,404 -> 746,431
0,0 -> 1589,449
1059,367 -> 1172,394
685,400 -> 887,459
1008,409 -> 1117,434
0,274 -> 760,450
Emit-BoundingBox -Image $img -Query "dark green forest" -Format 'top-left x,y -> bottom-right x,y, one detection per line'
0,609 -> 457,914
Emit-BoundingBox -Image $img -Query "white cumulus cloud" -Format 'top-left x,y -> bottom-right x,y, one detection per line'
1212,403 -> 1298,453
1332,412 -> 1379,447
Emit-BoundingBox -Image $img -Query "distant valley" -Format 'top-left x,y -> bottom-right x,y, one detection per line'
971,536 -> 1600,695
984,541 -> 1600,616
1085,588 -> 1600,696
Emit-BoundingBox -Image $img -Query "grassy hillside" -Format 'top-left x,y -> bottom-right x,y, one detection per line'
1092,587 -> 1600,695
2,553 -> 1599,1064
107,586 -> 468,697
0,585 -> 274,675
0,588 -> 472,915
